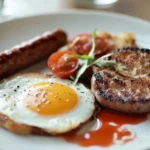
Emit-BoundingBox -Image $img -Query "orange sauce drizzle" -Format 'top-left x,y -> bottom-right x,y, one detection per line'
64,109 -> 148,147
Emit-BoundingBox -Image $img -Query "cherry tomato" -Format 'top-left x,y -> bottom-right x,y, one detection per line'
70,33 -> 110,56
48,50 -> 79,78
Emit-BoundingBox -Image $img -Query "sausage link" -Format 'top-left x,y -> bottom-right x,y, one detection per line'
0,29 -> 67,79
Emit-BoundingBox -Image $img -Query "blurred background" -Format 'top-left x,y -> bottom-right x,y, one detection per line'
0,0 -> 150,21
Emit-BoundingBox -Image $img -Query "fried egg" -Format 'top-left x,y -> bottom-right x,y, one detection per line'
0,73 -> 95,134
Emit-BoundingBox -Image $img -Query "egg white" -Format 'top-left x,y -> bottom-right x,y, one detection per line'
0,75 -> 95,134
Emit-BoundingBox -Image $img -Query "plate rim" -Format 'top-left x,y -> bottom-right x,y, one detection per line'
0,9 -> 150,26
1,8 -> 150,150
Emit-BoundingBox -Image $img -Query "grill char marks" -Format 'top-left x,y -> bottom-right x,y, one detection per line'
91,48 -> 150,113
114,47 -> 150,53
94,73 -> 104,84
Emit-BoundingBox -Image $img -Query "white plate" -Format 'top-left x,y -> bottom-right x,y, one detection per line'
0,10 -> 150,150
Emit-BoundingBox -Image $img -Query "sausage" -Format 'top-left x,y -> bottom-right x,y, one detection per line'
0,29 -> 67,79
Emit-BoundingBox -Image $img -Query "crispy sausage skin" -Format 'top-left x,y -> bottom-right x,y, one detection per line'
0,29 -> 67,79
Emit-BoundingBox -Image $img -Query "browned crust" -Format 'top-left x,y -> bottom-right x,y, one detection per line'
0,109 -> 98,136
92,71 -> 150,114
0,73 -> 97,135
0,73 -> 51,135
97,32 -> 137,51
93,71 -> 150,103
83,32 -> 137,80
0,102 -> 98,135
91,48 -> 150,114
0,29 -> 67,79
0,113 -> 32,134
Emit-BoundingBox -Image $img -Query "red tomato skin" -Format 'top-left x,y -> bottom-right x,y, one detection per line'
48,50 -> 79,78
71,33 -> 110,56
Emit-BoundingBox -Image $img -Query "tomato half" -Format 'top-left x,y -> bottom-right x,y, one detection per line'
48,50 -> 79,78
70,33 -> 110,56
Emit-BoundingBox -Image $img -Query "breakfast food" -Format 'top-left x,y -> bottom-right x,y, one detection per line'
49,31 -> 137,79
48,50 -> 79,78
0,28 -> 147,143
96,32 -> 137,54
0,73 -> 95,135
92,48 -> 150,113
0,29 -> 67,79
61,32 -> 137,56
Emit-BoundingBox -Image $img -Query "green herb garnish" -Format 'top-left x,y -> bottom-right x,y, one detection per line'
93,60 -> 116,67
116,63 -> 128,71
71,54 -> 93,63
72,29 -> 127,85
73,29 -> 97,85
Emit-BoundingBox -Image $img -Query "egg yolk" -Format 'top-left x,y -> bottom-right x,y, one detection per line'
24,82 -> 78,115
